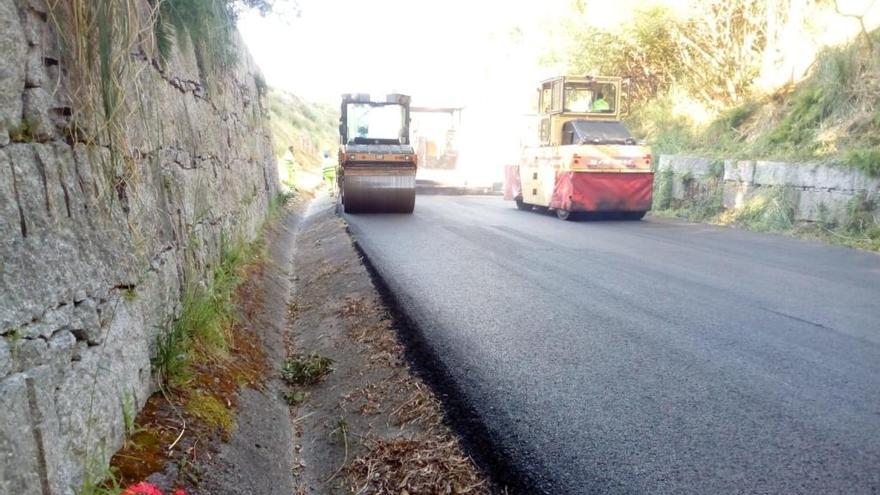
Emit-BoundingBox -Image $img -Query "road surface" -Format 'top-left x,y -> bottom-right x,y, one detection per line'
344,195 -> 880,494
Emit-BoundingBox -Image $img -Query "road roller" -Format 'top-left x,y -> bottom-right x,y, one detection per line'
504,76 -> 653,220
337,93 -> 417,213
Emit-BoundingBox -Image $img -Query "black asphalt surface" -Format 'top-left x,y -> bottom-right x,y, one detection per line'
343,195 -> 880,494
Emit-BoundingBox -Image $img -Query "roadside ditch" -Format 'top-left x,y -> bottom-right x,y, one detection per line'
109,192 -> 501,494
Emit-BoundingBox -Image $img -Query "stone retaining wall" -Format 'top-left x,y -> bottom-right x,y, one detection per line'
0,1 -> 279,493
656,155 -> 880,223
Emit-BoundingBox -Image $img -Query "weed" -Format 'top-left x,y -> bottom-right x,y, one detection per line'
284,390 -> 307,406
153,233 -> 259,385
708,160 -> 725,179
5,328 -> 22,365
680,170 -> 694,183
281,353 -> 333,386
76,455 -> 121,495
9,119 -> 36,142
330,416 -> 349,444
185,390 -> 234,435
122,287 -> 137,302
817,202 -> 835,229
154,0 -> 239,78
844,147 -> 880,178
844,192 -> 876,232
653,168 -> 674,210
121,391 -> 137,437
720,188 -> 795,231
268,191 -> 294,220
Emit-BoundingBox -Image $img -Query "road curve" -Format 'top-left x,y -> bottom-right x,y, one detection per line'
344,195 -> 880,494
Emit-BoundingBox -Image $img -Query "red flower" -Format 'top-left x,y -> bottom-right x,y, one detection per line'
173,490 -> 187,495
122,482 -> 163,495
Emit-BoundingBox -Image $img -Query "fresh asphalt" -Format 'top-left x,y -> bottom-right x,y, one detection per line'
343,195 -> 880,494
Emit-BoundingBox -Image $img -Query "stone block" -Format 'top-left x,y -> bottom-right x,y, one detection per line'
48,330 -> 75,375
22,86 -> 54,140
0,149 -> 21,245
0,0 -> 26,141
23,303 -> 73,339
72,298 -> 102,345
723,181 -> 747,210
0,339 -> 10,377
0,374 -> 43,495
751,161 -> 880,192
723,160 -> 755,183
25,365 -> 75,495
25,45 -> 43,88
15,337 -> 48,371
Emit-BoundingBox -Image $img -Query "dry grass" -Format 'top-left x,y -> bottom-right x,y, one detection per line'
391,379 -> 443,428
347,434 -> 490,495
338,296 -> 370,318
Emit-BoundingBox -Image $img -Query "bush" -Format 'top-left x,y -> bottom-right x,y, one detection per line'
845,148 -> 880,178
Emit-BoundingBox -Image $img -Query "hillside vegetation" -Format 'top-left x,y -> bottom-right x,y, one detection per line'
548,0 -> 880,176
265,89 -> 338,188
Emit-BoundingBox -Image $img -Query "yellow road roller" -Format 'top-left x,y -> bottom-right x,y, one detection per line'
337,93 -> 417,213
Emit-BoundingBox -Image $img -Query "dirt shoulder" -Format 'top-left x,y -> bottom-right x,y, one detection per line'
286,197 -> 496,494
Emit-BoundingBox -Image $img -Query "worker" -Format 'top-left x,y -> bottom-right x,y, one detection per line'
321,150 -> 336,195
592,92 -> 610,112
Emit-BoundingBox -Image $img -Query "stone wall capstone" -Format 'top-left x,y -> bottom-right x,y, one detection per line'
0,1 -> 279,493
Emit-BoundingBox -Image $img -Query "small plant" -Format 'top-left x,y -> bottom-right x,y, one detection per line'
653,168 -> 674,210
76,455 -> 121,495
816,202 -> 835,229
281,353 -> 333,386
123,287 -> 137,302
708,160 -> 725,179
121,391 -> 138,438
9,119 -> 35,143
680,170 -> 694,183
844,192 -> 876,232
845,148 -> 880,178
185,391 -> 234,435
330,416 -> 348,444
722,188 -> 795,232
283,390 -> 307,406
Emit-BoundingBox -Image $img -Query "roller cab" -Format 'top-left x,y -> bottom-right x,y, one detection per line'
337,93 -> 417,213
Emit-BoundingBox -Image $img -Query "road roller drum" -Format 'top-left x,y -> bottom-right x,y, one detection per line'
342,166 -> 416,213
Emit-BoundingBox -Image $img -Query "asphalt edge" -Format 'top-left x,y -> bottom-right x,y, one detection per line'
342,218 -> 540,495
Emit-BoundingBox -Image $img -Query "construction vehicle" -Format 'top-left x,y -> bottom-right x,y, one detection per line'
505,76 -> 653,220
337,93 -> 417,213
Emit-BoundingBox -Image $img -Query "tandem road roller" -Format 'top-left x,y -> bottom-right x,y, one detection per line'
337,93 -> 417,213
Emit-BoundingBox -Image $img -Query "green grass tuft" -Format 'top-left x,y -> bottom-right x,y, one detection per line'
844,148 -> 880,178
153,232 -> 262,386
281,353 -> 333,386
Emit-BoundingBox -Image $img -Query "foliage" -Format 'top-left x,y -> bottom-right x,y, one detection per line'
719,188 -> 796,231
153,234 -> 260,386
637,28 -> 879,167
562,6 -> 685,109
844,148 -> 880,178
554,1 -> 879,171
265,88 -> 338,166
557,0 -> 766,110
281,353 -> 333,385
185,391 -> 234,434
653,168 -> 674,210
